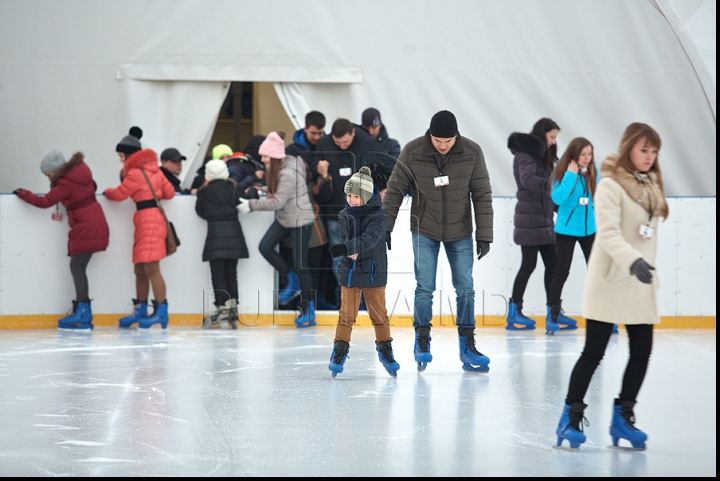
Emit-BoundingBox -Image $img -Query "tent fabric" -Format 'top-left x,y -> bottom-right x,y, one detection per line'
0,0 -> 715,195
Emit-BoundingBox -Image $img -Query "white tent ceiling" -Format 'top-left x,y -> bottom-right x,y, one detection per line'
0,0 -> 715,196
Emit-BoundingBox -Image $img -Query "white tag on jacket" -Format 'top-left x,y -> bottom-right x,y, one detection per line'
434,175 -> 449,187
339,167 -> 352,177
638,224 -> 653,239
579,197 -> 589,206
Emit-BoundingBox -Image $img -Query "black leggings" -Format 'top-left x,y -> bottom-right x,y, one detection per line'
548,234 -> 595,306
70,252 -> 93,302
511,244 -> 557,304
258,220 -> 312,311
565,320 -> 654,405
209,258 -> 238,307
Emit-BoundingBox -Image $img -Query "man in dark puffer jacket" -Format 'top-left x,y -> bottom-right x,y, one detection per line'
383,110 -> 493,373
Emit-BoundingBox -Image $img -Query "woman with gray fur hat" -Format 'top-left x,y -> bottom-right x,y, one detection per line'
14,150 -> 109,330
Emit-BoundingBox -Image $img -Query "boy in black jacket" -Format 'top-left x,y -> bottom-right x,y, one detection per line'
327,166 -> 400,378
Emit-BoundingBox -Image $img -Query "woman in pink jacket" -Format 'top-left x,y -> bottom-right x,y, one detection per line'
15,150 -> 109,330
104,127 -> 176,328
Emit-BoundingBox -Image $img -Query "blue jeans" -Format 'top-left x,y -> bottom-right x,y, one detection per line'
412,233 -> 475,329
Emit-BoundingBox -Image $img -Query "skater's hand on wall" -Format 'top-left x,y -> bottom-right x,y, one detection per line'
236,199 -> 251,215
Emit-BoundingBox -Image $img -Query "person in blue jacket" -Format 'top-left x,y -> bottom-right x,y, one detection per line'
546,137 -> 598,334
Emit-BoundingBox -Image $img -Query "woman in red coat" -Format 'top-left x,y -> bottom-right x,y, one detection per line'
104,127 -> 176,329
14,150 -> 109,330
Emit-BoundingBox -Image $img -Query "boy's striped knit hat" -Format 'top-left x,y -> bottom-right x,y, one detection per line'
344,166 -> 374,205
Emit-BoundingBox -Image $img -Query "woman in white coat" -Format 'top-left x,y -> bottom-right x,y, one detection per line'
555,123 -> 668,451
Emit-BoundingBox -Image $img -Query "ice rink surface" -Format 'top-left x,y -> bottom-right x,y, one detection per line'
0,327 -> 715,477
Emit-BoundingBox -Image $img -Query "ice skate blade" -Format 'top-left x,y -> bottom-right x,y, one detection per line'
461,363 -> 489,373
608,444 -> 646,452
505,323 -> 536,331
295,319 -> 316,329
552,444 -> 581,452
57,326 -> 93,332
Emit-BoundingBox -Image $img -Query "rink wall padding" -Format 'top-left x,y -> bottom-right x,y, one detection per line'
0,195 -> 715,329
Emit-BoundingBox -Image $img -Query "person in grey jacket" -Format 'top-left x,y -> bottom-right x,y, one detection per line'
238,131 -> 316,328
382,110 -> 493,373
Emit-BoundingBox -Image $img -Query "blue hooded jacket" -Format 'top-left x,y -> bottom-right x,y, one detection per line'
551,169 -> 597,237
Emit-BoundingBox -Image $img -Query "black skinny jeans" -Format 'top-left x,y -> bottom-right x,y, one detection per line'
209,258 -> 238,307
511,244 -> 557,304
565,319 -> 654,405
258,220 -> 312,311
547,233 -> 595,306
70,252 -> 93,303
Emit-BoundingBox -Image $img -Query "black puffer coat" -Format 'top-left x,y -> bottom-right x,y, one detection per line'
509,132 -> 555,246
195,179 -> 249,261
336,188 -> 387,288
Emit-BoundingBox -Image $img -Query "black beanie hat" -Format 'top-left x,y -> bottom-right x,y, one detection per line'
116,126 -> 143,155
429,110 -> 458,138
243,135 -> 266,161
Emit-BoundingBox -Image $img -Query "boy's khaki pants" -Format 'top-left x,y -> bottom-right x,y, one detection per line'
334,286 -> 392,344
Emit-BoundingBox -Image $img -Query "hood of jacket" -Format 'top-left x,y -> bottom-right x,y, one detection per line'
51,151 -> 91,188
122,149 -> 160,177
292,128 -> 314,151
601,155 -> 668,218
508,132 -> 546,161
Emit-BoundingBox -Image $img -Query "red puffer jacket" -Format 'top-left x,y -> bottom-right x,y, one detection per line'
16,152 -> 109,256
104,149 -> 175,264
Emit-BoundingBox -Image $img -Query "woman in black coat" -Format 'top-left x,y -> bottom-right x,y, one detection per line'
195,159 -> 249,329
505,118 -> 575,333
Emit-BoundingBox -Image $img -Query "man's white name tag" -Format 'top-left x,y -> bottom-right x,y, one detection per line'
434,175 -> 449,187
339,167 -> 352,177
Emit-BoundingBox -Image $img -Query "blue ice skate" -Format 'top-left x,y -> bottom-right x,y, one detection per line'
294,301 -> 316,328
278,270 -> 301,305
458,328 -> 490,372
138,300 -> 169,329
328,341 -> 350,378
546,305 -> 577,335
58,300 -> 93,331
119,299 -> 148,328
609,400 -> 647,450
376,340 -> 400,377
612,324 -> 619,334
414,326 -> 432,372
555,403 -> 588,450
505,300 -> 536,330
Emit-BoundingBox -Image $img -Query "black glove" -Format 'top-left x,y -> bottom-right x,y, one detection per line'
630,258 -> 655,284
13,188 -> 23,195
385,231 -> 392,250
476,241 -> 490,260
329,244 -> 347,258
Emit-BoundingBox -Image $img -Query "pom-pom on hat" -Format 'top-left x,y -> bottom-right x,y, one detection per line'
205,159 -> 229,181
344,166 -> 374,205
212,144 -> 233,160
258,132 -> 286,159
429,110 -> 458,138
116,126 -> 143,155
40,150 -> 66,173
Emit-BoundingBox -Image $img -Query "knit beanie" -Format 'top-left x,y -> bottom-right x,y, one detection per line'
212,144 -> 233,160
116,126 -> 143,155
258,132 -> 286,159
429,110 -> 458,138
344,166 -> 374,205
205,159 -> 229,181
244,135 -> 266,160
40,150 -> 66,173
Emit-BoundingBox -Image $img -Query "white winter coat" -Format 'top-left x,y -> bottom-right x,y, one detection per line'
582,156 -> 668,325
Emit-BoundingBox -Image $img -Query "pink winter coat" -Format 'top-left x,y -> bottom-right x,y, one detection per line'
16,152 -> 110,256
104,149 -> 175,264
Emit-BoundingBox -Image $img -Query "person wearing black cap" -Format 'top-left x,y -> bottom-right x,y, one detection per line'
382,110 -> 494,373
357,107 -> 401,201
160,148 -> 190,194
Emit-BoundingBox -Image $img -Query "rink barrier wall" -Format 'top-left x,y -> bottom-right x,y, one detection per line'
0,194 -> 715,329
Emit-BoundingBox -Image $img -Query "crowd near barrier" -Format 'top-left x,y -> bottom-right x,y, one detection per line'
0,194 -> 714,329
